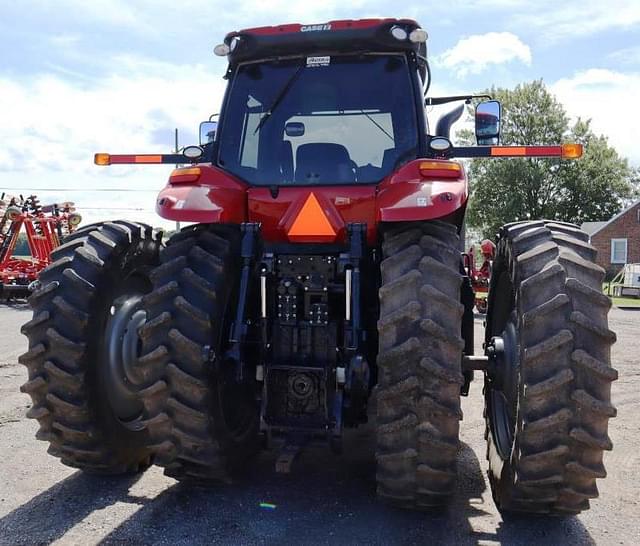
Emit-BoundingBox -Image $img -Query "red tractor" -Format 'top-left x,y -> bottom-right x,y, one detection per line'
20,19 -> 616,515
0,195 -> 81,299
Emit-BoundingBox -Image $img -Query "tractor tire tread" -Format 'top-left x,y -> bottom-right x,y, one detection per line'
137,225 -> 258,482
376,220 -> 463,510
485,220 -> 616,515
19,221 -> 159,473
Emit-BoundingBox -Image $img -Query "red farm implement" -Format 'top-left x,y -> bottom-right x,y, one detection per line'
0,195 -> 81,299
463,239 -> 496,313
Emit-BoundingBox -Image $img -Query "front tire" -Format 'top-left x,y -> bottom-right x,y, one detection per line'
484,221 -> 617,514
19,221 -> 162,473
375,221 -> 464,509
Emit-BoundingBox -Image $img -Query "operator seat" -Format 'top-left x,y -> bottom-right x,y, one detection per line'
294,143 -> 356,184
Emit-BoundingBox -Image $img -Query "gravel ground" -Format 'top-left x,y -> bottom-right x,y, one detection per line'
0,302 -> 638,545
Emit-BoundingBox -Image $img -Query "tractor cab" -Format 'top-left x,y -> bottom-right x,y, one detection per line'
204,19 -> 429,187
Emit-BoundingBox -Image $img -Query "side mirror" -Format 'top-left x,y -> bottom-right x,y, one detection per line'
199,121 -> 218,145
475,100 -> 501,145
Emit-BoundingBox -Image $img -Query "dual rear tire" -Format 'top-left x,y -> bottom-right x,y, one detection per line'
20,222 -> 258,479
483,221 -> 617,514
20,221 -> 161,473
375,220 -> 616,515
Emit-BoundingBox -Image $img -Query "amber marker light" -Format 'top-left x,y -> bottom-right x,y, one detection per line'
94,153 -> 111,165
419,161 -> 462,179
562,143 -> 583,159
131,155 -> 163,163
490,147 -> 526,156
170,167 -> 201,184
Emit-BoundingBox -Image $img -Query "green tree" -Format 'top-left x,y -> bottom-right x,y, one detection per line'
464,80 -> 635,238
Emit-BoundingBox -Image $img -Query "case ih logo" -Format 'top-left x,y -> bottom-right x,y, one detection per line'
301,24 -> 331,32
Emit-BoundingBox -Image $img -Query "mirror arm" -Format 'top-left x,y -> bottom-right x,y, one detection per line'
426,94 -> 492,106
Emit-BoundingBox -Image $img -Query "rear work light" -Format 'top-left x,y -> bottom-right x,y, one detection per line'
214,43 -> 230,56
409,29 -> 428,43
390,26 -> 408,40
169,167 -> 201,184
419,161 -> 463,179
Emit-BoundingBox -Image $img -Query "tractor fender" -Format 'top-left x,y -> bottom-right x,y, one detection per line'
156,164 -> 248,223
376,159 -> 468,223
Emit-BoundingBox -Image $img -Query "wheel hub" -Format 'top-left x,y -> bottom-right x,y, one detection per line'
103,293 -> 147,428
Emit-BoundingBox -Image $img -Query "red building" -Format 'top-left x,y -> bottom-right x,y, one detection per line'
582,200 -> 640,279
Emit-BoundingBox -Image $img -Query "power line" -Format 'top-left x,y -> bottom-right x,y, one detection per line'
79,207 -> 149,211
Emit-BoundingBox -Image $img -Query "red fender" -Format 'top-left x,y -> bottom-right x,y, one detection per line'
376,159 -> 468,223
156,165 -> 248,224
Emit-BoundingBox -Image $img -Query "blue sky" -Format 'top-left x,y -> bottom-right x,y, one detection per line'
1,1 -> 639,226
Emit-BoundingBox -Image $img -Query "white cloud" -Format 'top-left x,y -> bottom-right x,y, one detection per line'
32,0 -> 144,30
0,56 -> 227,227
608,46 -> 640,66
36,0 -> 371,33
551,68 -> 640,166
435,32 -> 532,77
509,1 -> 640,42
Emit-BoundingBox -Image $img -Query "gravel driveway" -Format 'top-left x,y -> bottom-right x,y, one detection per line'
1,303 -> 638,545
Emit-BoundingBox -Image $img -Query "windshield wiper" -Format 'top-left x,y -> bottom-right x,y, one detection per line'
254,63 -> 305,134
360,110 -> 394,142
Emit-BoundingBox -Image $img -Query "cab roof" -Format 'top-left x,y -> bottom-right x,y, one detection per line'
222,18 -> 425,66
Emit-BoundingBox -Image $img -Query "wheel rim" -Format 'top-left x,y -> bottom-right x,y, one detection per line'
488,318 -> 520,460
103,293 -> 147,429
486,262 -> 520,462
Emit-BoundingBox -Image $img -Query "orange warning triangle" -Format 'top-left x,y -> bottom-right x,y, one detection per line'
288,193 -> 336,237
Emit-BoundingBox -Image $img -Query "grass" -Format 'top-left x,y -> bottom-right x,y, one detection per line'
475,285 -> 640,308
611,296 -> 640,308
603,283 -> 640,308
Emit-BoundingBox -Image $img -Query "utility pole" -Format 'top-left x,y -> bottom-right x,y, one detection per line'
174,128 -> 181,232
